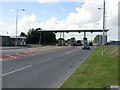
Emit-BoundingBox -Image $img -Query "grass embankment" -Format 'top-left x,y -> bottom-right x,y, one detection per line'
61,45 -> 119,88
27,44 -> 40,46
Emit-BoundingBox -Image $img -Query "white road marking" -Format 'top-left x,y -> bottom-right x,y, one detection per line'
2,47 -> 73,76
65,52 -> 70,54
7,55 -> 16,58
15,53 -> 25,56
2,58 -> 54,77
58,47 -> 95,88
2,65 -> 32,77
39,58 -> 53,64
2,57 -> 55,76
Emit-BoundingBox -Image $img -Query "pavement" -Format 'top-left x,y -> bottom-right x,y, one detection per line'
2,46 -> 95,88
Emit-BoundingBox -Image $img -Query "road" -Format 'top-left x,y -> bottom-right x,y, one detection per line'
2,46 -> 94,88
1,46 -> 60,55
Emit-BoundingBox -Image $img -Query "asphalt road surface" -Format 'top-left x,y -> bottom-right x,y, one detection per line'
1,46 -> 59,55
2,46 -> 95,88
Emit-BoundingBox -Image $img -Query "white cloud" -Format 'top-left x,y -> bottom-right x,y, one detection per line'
0,0 -> 119,41
19,14 -> 38,25
0,21 -> 15,36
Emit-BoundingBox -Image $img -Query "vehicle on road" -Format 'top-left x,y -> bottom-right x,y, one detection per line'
70,38 -> 77,46
82,44 -> 90,50
89,42 -> 93,46
76,40 -> 83,46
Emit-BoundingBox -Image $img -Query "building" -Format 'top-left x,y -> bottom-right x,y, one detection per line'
0,36 -> 10,46
0,35 -> 26,46
9,36 -> 26,46
107,41 -> 120,45
98,35 -> 107,45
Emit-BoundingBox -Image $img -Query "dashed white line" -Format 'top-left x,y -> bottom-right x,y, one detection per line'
65,52 -> 71,54
39,58 -> 53,64
2,58 -> 54,77
2,47 -> 75,76
2,65 -> 32,77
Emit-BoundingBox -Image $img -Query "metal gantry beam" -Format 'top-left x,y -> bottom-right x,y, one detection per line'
39,29 -> 109,48
38,29 -> 109,33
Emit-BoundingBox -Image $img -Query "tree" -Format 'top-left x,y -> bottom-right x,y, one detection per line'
20,32 -> 27,37
26,28 -> 56,45
42,31 -> 56,45
65,39 -> 71,43
58,38 -> 64,41
93,35 -> 99,43
27,28 -> 40,44
71,37 -> 76,41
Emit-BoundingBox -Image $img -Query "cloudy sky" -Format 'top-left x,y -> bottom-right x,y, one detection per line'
0,0 -> 119,41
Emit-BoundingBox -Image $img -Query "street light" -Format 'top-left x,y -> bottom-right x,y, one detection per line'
15,9 -> 25,46
98,0 -> 106,56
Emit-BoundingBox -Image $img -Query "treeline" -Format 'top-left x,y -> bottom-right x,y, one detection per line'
20,28 -> 56,45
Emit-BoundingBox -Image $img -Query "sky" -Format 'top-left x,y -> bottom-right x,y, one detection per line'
0,0 -> 119,41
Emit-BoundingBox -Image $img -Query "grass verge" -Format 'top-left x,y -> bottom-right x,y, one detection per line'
27,44 -> 40,46
60,45 -> 119,88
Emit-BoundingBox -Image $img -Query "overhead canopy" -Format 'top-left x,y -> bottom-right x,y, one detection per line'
39,29 -> 109,33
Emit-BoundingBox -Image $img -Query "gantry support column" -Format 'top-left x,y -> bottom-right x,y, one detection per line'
83,31 -> 86,47
63,32 -> 64,45
59,32 -> 62,46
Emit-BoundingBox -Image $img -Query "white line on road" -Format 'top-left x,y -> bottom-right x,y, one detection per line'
58,47 -> 95,88
2,55 -> 63,76
2,47 -> 74,76
2,65 -> 32,77
2,58 -> 54,77
65,52 -> 70,54
39,58 -> 53,64
15,53 -> 25,56
7,55 -> 17,58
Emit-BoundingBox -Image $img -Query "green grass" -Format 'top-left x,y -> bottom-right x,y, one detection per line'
60,45 -> 119,88
27,44 -> 40,46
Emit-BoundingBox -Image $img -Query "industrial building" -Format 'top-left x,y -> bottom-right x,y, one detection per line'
0,35 -> 26,46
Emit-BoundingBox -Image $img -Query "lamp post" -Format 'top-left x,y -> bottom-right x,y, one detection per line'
15,9 -> 25,46
102,0 -> 105,56
98,0 -> 106,56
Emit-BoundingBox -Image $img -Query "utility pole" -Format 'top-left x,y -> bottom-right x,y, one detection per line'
15,10 -> 18,47
102,0 -> 105,56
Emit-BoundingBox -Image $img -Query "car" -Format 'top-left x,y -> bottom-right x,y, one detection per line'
89,42 -> 93,46
82,44 -> 90,50
76,40 -> 83,46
